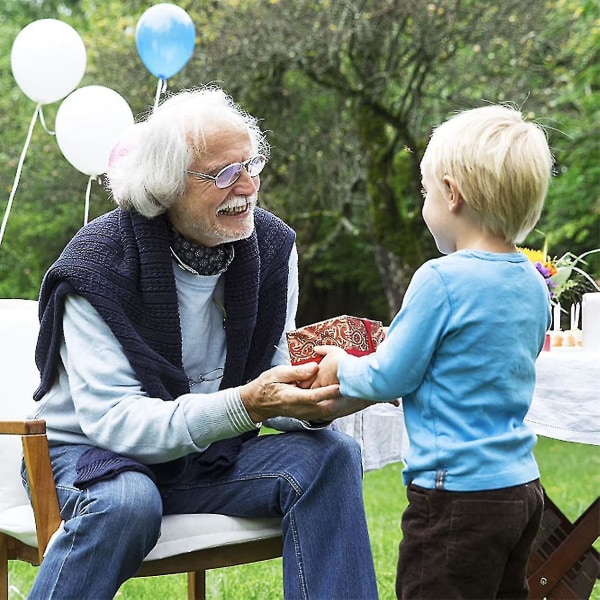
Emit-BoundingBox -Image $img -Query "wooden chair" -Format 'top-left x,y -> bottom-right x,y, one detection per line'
0,299 -> 283,600
527,489 -> 599,599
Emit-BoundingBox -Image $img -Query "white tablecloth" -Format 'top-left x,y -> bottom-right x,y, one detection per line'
333,403 -> 406,472
335,349 -> 600,471
525,350 -> 599,446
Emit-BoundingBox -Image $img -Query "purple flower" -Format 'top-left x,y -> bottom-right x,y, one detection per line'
534,262 -> 556,298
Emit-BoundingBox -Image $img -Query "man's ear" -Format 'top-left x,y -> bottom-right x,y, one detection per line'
442,175 -> 463,212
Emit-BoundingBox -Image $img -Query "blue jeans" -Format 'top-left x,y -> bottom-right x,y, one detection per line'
23,430 -> 378,599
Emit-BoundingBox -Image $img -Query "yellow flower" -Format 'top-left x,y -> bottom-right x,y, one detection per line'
518,247 -> 546,264
518,245 -> 600,303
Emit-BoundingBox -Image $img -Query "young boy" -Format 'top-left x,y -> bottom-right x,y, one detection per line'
314,105 -> 553,599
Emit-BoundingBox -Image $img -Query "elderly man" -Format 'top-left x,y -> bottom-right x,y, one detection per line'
26,86 -> 378,599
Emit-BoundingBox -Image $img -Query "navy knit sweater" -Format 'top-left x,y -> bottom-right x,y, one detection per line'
35,207 -> 295,485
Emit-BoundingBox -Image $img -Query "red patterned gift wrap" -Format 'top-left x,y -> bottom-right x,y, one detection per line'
286,315 -> 386,365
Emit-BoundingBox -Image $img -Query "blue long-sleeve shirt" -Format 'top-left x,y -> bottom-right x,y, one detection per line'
338,250 -> 551,491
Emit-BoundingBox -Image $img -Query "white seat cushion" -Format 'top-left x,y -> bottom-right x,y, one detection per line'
0,504 -> 39,547
145,514 -> 282,561
0,299 -> 41,513
0,503 -> 281,561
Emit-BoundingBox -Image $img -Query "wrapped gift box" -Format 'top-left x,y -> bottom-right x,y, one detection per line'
286,315 -> 385,365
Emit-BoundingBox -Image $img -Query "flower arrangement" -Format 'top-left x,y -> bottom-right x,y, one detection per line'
518,246 -> 600,303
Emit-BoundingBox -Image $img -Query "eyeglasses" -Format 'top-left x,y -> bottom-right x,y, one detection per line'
188,367 -> 224,388
187,154 -> 267,189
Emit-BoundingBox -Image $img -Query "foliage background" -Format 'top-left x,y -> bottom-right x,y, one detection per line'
1,0 -> 599,325
1,4 -> 599,597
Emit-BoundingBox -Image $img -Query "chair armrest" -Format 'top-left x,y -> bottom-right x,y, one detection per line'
0,420 -> 47,435
0,419 -> 61,560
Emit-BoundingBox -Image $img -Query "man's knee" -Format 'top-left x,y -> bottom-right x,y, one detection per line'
318,428 -> 363,468
283,429 -> 363,491
85,471 -> 163,536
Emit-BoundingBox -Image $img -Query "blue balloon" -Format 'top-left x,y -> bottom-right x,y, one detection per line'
135,3 -> 195,79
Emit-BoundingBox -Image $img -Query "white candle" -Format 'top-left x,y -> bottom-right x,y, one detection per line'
582,293 -> 600,352
553,302 -> 561,332
570,304 -> 575,330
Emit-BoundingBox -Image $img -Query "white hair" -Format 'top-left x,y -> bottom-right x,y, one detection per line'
107,86 -> 269,217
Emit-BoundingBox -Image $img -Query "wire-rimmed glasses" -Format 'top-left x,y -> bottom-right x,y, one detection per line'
187,154 -> 266,189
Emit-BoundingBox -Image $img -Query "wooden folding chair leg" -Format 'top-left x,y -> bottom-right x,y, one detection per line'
528,493 -> 600,599
187,570 -> 206,600
0,535 -> 8,600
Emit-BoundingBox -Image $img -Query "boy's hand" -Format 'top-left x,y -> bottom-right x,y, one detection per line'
310,345 -> 346,389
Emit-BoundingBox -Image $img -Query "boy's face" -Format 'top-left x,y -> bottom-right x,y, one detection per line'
420,159 -> 456,255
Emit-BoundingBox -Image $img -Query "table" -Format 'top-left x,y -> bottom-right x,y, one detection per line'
334,349 -> 600,598
525,349 -> 599,445
333,402 -> 406,472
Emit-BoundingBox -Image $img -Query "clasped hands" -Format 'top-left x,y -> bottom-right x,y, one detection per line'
240,346 -> 371,424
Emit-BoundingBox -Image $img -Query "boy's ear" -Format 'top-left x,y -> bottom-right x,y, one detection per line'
442,175 -> 463,212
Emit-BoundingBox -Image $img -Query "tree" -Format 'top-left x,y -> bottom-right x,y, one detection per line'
1,0 -> 597,322
181,0 -> 597,318
528,0 -> 600,264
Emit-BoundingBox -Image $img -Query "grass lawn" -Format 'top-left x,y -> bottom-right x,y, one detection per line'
8,436 -> 599,599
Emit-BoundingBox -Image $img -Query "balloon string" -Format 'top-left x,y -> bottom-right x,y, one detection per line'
153,78 -> 168,112
0,103 -> 42,249
83,175 -> 96,226
38,106 -> 56,135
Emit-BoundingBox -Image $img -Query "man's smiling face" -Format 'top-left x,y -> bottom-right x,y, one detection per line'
168,125 -> 260,247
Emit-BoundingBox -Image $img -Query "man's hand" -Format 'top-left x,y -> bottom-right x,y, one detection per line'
240,362 -> 372,423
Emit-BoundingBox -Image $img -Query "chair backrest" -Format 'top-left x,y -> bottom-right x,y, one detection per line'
0,299 -> 41,513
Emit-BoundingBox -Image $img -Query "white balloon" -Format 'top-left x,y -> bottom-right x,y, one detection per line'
11,19 -> 87,105
55,86 -> 134,176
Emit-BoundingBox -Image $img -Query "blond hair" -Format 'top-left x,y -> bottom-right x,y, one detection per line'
421,104 -> 553,244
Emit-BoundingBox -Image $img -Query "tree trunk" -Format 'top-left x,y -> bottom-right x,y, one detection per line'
356,102 -> 426,320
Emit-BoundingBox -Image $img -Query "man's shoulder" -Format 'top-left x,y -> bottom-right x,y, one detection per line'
254,206 -> 291,229
81,207 -> 121,230
254,207 -> 295,242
